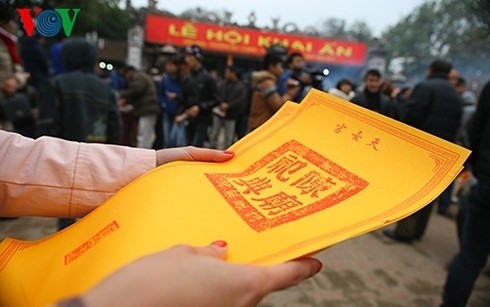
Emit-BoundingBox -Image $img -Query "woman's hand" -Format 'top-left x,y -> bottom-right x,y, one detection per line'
81,242 -> 322,307
156,146 -> 235,166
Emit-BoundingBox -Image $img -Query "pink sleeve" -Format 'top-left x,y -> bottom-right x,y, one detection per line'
0,131 -> 156,218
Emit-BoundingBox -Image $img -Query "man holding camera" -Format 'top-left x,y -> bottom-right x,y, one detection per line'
277,52 -> 312,102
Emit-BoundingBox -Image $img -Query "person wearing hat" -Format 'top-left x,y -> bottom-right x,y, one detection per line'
177,45 -> 219,147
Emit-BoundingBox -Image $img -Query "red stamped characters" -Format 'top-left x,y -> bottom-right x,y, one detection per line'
206,140 -> 368,232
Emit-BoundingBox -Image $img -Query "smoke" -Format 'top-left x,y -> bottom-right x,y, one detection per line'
316,64 -> 364,91
452,56 -> 490,97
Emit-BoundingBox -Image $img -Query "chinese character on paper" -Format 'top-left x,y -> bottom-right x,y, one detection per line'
253,192 -> 303,216
233,177 -> 272,195
267,154 -> 307,182
291,171 -> 337,198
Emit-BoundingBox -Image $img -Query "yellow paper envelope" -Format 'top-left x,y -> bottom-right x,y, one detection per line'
0,89 -> 470,307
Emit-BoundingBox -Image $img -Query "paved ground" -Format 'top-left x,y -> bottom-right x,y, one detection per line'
1,208 -> 489,307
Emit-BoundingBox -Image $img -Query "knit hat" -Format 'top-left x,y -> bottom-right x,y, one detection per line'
185,45 -> 203,61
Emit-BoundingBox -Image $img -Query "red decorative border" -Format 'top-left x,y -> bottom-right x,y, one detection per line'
64,221 -> 119,265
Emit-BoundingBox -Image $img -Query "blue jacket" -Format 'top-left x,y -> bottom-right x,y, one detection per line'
158,73 -> 181,116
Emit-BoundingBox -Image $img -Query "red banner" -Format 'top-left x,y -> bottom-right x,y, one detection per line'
145,15 -> 367,66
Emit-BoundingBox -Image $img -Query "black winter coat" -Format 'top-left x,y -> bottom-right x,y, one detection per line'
403,74 -> 463,142
180,67 -> 219,123
221,79 -> 246,120
469,81 -> 490,179
351,89 -> 399,120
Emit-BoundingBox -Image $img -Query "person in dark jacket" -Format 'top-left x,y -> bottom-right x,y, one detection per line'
20,34 -> 50,97
37,37 -> 122,230
208,65 -> 246,149
177,45 -> 219,147
384,59 -> 463,242
0,75 -> 35,137
120,66 -> 160,149
440,80 -> 490,307
351,69 -> 399,119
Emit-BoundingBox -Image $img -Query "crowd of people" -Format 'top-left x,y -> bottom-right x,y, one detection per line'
1,7 -> 479,157
0,2 -> 488,306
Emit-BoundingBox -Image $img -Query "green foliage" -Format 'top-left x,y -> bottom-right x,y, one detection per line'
382,0 -> 490,77
317,18 -> 347,38
315,18 -> 373,43
347,21 -> 373,42
467,0 -> 490,28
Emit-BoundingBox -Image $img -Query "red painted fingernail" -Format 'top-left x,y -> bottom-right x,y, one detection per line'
211,240 -> 228,248
223,150 -> 234,155
315,261 -> 323,272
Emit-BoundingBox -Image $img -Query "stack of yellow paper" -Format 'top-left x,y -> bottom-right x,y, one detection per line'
0,89 -> 470,306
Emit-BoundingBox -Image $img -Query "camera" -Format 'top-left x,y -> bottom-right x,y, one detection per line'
291,67 -> 325,90
307,68 -> 327,90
